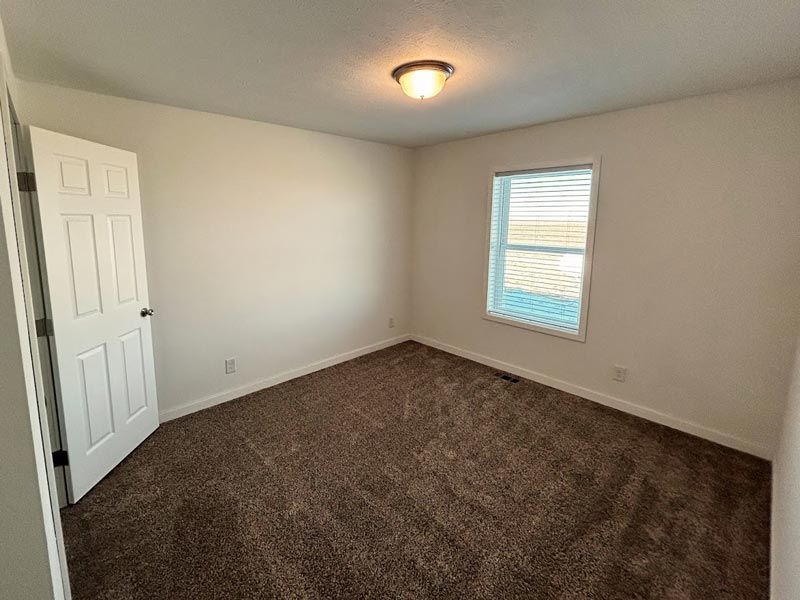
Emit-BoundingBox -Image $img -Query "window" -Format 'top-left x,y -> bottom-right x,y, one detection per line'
485,161 -> 599,341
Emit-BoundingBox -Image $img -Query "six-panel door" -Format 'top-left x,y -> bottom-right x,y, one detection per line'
30,127 -> 158,502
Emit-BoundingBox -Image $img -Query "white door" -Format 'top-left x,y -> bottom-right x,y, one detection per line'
30,127 -> 159,502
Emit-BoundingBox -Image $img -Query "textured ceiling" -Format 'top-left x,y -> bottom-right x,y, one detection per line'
2,0 -> 800,147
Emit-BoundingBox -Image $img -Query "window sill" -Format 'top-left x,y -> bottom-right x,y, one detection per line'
483,312 -> 586,342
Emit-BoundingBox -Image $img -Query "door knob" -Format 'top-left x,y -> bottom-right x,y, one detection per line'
140,307 -> 155,317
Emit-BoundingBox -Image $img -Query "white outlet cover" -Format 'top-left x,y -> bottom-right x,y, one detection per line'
225,358 -> 236,374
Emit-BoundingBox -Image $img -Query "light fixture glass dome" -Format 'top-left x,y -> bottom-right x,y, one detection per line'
392,61 -> 454,100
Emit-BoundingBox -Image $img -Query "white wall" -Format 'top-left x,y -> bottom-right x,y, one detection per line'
411,79 -> 800,458
773,334 -> 800,599
16,81 -> 413,419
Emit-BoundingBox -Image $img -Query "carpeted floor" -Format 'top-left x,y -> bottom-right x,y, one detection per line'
62,341 -> 770,599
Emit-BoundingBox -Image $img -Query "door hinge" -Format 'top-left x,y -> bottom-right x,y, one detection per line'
35,317 -> 53,337
52,450 -> 69,468
17,171 -> 37,192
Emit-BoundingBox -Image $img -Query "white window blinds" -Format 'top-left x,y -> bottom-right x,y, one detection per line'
486,164 -> 597,338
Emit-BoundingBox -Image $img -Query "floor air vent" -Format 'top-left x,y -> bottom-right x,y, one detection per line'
494,372 -> 520,384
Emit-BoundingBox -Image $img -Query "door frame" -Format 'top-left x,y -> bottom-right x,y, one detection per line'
0,58 -> 71,598
12,104 -> 69,508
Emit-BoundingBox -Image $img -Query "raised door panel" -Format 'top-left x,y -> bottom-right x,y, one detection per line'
119,328 -> 148,420
108,215 -> 139,306
56,154 -> 91,195
102,164 -> 130,198
63,214 -> 102,318
76,344 -> 115,451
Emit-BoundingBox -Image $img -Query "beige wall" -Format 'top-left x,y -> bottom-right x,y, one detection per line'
17,81 -> 413,419
411,79 -> 800,458
773,334 -> 800,599
18,78 -> 800,454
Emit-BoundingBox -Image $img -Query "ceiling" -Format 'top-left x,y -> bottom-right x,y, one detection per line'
2,1 -> 799,147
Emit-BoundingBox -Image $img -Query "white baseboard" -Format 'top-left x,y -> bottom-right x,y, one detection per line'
159,334 -> 412,423
158,331 -> 771,460
411,334 -> 772,460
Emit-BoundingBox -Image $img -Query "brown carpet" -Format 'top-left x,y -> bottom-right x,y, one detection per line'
62,341 -> 770,599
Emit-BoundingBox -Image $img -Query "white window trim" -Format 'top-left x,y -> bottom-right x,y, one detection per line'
482,156 -> 602,343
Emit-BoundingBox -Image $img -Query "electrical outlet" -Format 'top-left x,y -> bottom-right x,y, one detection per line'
225,358 -> 236,374
612,365 -> 627,383
388,317 -> 395,329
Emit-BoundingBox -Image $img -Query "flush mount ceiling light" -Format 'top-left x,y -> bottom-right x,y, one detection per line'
392,60 -> 454,100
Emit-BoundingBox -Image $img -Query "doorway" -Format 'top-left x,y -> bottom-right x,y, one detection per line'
0,67 -> 70,598
13,125 -> 161,505
3,79 -> 163,598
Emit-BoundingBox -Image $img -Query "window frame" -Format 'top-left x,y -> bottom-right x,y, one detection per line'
482,156 -> 601,342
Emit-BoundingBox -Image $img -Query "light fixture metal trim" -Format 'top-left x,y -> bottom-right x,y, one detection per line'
391,60 -> 455,82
